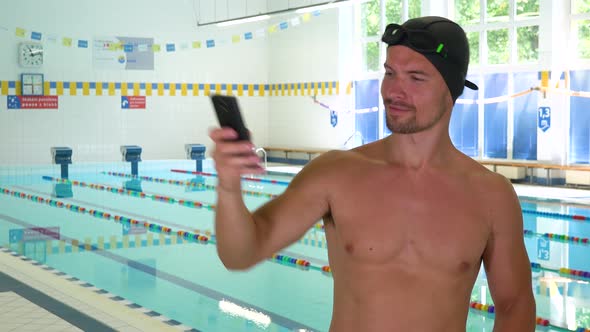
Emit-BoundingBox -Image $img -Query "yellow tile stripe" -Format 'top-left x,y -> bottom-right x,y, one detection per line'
56,81 -> 64,95
1,81 -> 8,95
541,71 -> 549,88
69,82 -> 76,96
96,82 -> 103,96
82,82 -> 90,96
44,81 -> 50,96
0,80 -> 352,96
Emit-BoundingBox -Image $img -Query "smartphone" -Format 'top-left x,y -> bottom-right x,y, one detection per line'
210,94 -> 250,141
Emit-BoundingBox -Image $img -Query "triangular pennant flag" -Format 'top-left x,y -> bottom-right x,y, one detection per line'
302,13 -> 312,22
291,17 -> 301,26
232,35 -> 240,43
30,31 -> 42,40
62,37 -> 73,47
192,41 -> 201,49
152,44 -> 161,52
15,27 -> 25,37
256,28 -> 266,38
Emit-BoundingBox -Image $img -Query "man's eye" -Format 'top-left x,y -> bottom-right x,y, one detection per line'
411,76 -> 424,81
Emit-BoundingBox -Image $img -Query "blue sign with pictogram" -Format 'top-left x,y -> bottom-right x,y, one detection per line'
330,110 -> 338,127
537,237 -> 550,261
538,106 -> 551,132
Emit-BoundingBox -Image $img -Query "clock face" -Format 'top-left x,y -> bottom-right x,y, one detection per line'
19,43 -> 44,67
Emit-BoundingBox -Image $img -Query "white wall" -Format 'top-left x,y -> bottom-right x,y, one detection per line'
0,0 -> 351,165
0,0 -> 271,164
267,7 -> 356,149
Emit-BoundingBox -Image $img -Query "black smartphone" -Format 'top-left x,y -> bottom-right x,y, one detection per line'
210,94 -> 250,141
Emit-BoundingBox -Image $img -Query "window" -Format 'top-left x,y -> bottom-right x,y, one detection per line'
360,0 -> 381,72
451,0 -> 540,160
487,28 -> 509,64
512,72 -> 538,160
572,1 -> 590,59
517,25 -> 539,63
357,0 -> 422,144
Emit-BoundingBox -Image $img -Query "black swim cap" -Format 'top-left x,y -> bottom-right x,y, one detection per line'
381,16 -> 478,102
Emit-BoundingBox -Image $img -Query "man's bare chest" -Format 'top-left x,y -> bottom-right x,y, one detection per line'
325,181 -> 489,271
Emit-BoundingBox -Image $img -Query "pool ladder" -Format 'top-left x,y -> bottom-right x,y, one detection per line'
255,147 -> 267,169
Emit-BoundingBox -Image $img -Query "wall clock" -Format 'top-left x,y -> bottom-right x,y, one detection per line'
19,42 -> 44,67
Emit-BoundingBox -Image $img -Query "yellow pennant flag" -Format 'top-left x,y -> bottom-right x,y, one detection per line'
268,25 -> 278,33
15,27 -> 25,37
62,37 -> 73,47
192,41 -> 201,49
152,44 -> 161,52
232,35 -> 240,43
302,13 -> 312,22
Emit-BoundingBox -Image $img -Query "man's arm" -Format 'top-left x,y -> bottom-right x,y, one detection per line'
211,127 -> 332,270
482,176 -> 536,332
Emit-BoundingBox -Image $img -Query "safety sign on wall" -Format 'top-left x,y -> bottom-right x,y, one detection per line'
538,106 -> 551,132
537,237 -> 550,261
121,96 -> 146,109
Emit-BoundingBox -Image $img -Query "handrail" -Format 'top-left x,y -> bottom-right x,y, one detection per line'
255,147 -> 268,169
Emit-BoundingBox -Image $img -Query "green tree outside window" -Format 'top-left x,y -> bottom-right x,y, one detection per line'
487,0 -> 510,22
516,0 -> 539,18
487,28 -> 509,64
455,0 -> 480,26
364,41 -> 381,71
409,0 -> 421,18
579,20 -> 590,59
467,31 -> 480,66
573,0 -> 590,14
517,25 -> 539,62
385,0 -> 402,24
361,0 -> 380,37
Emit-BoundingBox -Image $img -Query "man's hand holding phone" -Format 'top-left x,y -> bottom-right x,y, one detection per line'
209,95 -> 264,192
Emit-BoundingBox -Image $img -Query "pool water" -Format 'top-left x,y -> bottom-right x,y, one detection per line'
0,160 -> 589,332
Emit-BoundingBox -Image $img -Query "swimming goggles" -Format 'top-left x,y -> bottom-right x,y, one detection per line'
381,23 -> 448,58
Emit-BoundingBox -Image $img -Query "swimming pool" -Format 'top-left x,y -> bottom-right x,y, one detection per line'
0,160 -> 589,332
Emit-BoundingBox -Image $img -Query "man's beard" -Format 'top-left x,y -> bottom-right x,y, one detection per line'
385,101 -> 447,134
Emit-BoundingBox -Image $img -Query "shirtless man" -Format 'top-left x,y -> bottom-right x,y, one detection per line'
210,16 -> 536,332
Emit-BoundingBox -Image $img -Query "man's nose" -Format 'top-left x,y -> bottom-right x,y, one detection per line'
382,77 -> 406,99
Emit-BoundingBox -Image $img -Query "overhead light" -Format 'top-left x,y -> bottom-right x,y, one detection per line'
295,2 -> 346,14
216,14 -> 271,27
198,0 -> 360,28
295,0 -> 368,14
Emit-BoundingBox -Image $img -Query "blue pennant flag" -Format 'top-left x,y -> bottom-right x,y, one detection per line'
31,31 -> 42,40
